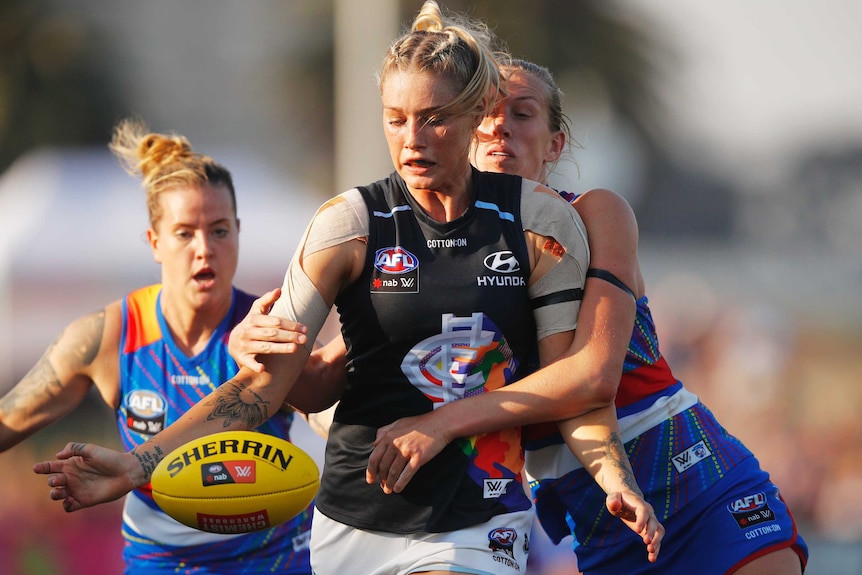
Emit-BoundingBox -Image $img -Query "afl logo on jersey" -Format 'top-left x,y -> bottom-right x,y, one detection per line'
488,527 -> 517,550
125,390 -> 167,436
483,250 -> 520,273
374,246 -> 418,274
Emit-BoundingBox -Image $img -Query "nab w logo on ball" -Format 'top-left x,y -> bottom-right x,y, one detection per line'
151,431 -> 319,534
202,461 -> 257,486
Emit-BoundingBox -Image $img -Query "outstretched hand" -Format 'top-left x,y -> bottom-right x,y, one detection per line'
605,491 -> 664,563
33,442 -> 138,513
366,414 -> 452,494
228,288 -> 308,372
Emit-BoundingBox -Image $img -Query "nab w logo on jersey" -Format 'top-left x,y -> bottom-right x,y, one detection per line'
727,491 -> 777,530
372,246 -> 419,294
483,478 -> 514,499
671,440 -> 713,473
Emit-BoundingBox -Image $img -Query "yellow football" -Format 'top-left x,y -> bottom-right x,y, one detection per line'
150,430 -> 319,534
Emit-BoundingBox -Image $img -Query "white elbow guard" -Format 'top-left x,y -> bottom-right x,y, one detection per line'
270,257 -> 331,352
269,189 -> 369,350
529,254 -> 584,340
521,180 -> 590,340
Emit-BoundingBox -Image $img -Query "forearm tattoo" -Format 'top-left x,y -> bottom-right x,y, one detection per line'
205,380 -> 270,428
604,431 -> 643,496
132,444 -> 165,481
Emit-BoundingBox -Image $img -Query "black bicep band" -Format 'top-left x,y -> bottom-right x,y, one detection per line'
586,268 -> 636,300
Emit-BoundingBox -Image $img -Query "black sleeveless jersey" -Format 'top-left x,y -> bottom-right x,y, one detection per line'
315,169 -> 539,533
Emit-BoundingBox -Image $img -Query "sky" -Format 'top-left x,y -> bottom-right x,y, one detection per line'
622,0 -> 862,187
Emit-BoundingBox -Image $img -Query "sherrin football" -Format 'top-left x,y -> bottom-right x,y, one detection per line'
150,430 -> 319,534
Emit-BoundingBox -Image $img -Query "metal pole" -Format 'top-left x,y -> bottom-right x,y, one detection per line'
334,0 -> 399,194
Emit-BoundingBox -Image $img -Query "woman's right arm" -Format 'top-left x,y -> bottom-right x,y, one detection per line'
0,305 -> 120,452
554,189 -> 662,561
228,289 -> 348,414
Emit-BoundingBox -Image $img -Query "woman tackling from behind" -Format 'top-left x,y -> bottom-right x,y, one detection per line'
0,119 -> 313,574
34,3 -> 660,574
470,58 -> 809,574
233,59 -> 809,574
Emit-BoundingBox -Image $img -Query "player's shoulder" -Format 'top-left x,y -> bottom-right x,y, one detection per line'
572,188 -> 638,239
520,179 -> 586,227
519,180 -> 589,264
572,188 -> 634,219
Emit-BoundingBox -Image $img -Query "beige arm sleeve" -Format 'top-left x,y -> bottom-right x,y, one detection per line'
270,189 -> 369,351
520,180 -> 590,340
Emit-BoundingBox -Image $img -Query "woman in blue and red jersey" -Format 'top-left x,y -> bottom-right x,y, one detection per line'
1,118 -> 312,575
469,59 -> 809,575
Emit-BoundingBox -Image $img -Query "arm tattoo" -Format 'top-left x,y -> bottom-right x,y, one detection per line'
1,311 -> 105,413
132,444 -> 165,481
74,311 -> 105,366
205,380 -> 270,428
1,344 -> 62,412
604,432 -> 643,497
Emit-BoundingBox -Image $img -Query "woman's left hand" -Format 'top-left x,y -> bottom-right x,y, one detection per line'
366,413 -> 452,494
605,491 -> 664,563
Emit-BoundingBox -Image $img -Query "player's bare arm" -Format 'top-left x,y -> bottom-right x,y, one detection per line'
0,310 -> 107,451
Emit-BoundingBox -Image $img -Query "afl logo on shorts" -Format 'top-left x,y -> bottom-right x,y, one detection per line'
729,492 -> 767,513
374,247 -> 418,274
488,527 -> 518,561
727,491 -> 776,530
124,389 -> 167,436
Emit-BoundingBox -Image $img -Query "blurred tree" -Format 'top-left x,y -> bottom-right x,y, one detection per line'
401,0 -> 672,151
399,0 -> 736,238
0,0 -> 123,175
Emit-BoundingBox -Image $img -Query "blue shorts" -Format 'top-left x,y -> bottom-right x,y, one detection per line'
573,456 -> 808,574
531,401 -> 809,574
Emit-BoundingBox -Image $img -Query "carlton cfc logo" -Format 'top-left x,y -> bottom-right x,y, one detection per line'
375,247 -> 418,274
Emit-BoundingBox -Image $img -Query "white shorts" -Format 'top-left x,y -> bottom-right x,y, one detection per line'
309,507 -> 534,575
